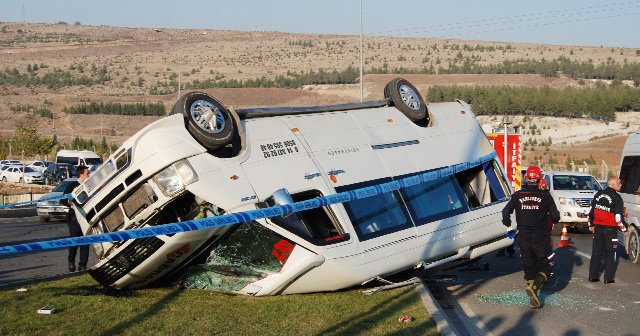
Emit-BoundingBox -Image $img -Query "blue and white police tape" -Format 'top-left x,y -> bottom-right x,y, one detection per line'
0,193 -> 72,210
0,152 -> 497,255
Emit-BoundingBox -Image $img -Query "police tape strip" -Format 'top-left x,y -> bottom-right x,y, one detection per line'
0,152 -> 497,255
0,194 -> 72,210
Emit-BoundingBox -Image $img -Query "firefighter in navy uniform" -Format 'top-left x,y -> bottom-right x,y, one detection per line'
502,166 -> 560,309
588,177 -> 629,284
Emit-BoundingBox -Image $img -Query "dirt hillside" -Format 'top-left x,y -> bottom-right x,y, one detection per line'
0,22 -> 638,174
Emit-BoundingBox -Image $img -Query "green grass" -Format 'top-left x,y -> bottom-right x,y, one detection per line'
0,275 -> 436,336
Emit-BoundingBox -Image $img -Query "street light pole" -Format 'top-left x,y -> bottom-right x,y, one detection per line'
359,0 -> 364,102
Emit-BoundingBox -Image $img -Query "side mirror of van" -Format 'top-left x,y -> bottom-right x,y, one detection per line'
272,188 -> 294,218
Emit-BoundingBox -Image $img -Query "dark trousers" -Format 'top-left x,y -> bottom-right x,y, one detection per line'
68,217 -> 89,267
517,234 -> 553,280
589,225 -> 619,282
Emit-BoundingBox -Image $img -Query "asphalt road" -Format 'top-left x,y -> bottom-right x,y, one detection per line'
0,215 -> 97,287
429,230 -> 639,336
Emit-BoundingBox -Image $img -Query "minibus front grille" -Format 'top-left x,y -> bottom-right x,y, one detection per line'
103,207 -> 125,232
122,183 -> 157,219
94,183 -> 125,214
89,237 -> 165,287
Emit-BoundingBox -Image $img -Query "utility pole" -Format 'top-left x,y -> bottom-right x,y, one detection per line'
359,0 -> 364,102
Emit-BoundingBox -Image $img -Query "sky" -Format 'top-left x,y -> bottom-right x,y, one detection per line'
0,0 -> 638,48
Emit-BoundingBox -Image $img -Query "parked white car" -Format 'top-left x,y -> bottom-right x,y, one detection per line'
0,166 -> 44,184
37,178 -> 78,222
28,160 -> 54,173
542,171 -> 603,235
0,159 -> 21,166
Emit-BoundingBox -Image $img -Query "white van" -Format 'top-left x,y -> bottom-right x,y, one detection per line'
619,127 -> 640,264
71,78 -> 514,295
56,150 -> 103,169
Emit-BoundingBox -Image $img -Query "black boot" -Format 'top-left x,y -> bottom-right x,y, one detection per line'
532,272 -> 548,293
68,262 -> 76,272
78,265 -> 87,271
526,280 -> 540,308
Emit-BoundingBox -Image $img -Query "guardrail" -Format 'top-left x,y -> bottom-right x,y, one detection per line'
1,193 -> 48,206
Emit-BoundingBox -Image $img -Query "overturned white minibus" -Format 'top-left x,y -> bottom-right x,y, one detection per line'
72,78 -> 514,295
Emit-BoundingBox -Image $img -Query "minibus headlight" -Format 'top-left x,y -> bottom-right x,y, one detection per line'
153,160 -> 198,196
90,227 -> 105,258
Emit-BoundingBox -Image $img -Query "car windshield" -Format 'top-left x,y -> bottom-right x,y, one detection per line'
53,180 -> 76,192
552,175 -> 603,191
23,167 -> 36,173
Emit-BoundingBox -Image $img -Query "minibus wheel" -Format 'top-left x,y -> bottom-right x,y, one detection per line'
384,78 -> 428,124
174,92 -> 236,151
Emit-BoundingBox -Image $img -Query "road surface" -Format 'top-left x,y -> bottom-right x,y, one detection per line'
429,230 -> 639,336
0,215 -> 97,286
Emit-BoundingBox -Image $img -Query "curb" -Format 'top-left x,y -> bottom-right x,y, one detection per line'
418,279 -> 462,336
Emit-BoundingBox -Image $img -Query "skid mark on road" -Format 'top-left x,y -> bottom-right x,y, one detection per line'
479,290 -> 587,309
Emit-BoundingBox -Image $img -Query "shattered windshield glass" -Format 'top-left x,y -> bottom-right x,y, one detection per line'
180,220 -> 288,292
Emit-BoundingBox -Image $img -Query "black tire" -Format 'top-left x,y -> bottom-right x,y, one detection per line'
384,78 -> 428,123
628,226 -> 640,264
173,92 -> 237,151
551,223 -> 563,236
39,216 -> 50,222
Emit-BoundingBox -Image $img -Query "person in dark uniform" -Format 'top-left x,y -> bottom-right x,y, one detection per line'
64,165 -> 90,272
588,177 -> 629,284
502,166 -> 560,309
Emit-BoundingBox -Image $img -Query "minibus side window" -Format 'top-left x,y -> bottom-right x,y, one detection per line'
398,175 -> 468,226
455,160 -> 509,209
620,155 -> 640,195
264,190 -> 348,245
336,179 -> 411,241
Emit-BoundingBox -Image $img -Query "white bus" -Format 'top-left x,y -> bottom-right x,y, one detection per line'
619,127 -> 640,264
71,78 -> 514,295
56,150 -> 103,169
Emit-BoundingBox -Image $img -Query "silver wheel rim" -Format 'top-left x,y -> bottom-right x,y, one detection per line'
399,84 -> 421,111
190,99 -> 226,134
631,232 -> 639,262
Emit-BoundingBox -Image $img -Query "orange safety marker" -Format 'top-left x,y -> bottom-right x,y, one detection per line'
555,224 -> 573,247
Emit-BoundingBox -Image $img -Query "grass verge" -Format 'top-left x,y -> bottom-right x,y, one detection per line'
0,274 -> 436,335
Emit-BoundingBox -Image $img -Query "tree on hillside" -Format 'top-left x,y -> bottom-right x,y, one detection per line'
12,124 -> 40,157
